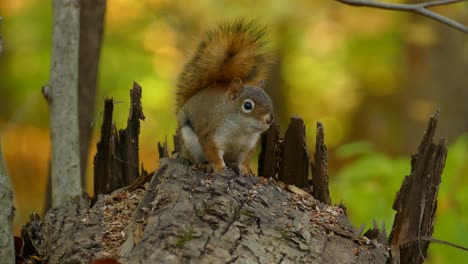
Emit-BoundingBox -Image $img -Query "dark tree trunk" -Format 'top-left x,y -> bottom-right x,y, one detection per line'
347,5 -> 468,155
266,51 -> 289,129
401,17 -> 468,151
78,0 -> 106,187
0,16 -> 3,56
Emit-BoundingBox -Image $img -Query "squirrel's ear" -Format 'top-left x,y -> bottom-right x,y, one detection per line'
257,80 -> 266,89
228,77 -> 244,100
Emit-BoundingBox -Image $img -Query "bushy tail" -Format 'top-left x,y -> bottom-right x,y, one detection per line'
176,19 -> 273,112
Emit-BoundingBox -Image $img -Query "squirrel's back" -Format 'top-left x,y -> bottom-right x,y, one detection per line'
175,19 -> 273,112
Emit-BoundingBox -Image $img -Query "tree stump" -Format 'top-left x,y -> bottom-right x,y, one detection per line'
23,159 -> 389,264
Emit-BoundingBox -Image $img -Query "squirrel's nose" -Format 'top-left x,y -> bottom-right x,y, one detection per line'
266,114 -> 274,125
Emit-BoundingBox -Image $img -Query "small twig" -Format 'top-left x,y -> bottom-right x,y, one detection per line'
336,0 -> 468,34
403,236 -> 468,252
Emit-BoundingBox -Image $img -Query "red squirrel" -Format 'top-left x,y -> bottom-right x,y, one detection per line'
176,19 -> 274,173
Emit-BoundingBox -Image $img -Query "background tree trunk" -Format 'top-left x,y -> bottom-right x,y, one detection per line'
0,143 -> 15,264
348,3 -> 468,155
44,0 -> 82,207
400,7 -> 468,152
0,16 -> 3,56
78,0 -> 106,187
266,20 -> 291,131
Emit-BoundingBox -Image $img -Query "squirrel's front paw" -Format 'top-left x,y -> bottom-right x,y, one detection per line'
195,162 -> 227,173
195,163 -> 214,173
212,162 -> 227,172
238,165 -> 252,175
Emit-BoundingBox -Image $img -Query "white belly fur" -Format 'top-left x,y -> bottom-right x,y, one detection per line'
180,125 -> 205,163
214,119 -> 260,163
181,121 -> 260,165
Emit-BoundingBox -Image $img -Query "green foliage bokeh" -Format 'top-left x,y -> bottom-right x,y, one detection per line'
0,1 -> 467,263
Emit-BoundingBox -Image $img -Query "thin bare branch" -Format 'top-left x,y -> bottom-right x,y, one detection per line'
336,0 -> 468,34
402,236 -> 468,252
420,0 -> 466,8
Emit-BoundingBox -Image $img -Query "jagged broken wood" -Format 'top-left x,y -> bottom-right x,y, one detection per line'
172,131 -> 181,155
93,98 -> 124,196
279,116 -> 309,188
388,112 -> 447,264
23,158 -> 389,263
258,122 -> 280,178
311,121 -> 331,205
93,82 -> 145,197
157,138 -> 169,159
119,82 -> 145,186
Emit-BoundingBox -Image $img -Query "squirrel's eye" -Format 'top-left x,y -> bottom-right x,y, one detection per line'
242,99 -> 255,113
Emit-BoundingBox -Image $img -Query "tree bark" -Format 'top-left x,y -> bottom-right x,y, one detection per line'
257,123 -> 279,178
44,0 -> 82,207
93,98 -> 125,196
118,82 -> 145,186
311,122 -> 331,205
78,0 -> 106,187
279,116 -> 310,188
0,143 -> 15,264
24,158 -> 389,264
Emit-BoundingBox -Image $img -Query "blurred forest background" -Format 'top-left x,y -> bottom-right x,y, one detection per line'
0,0 -> 467,262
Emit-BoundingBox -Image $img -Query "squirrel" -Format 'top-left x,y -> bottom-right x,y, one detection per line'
176,19 -> 275,174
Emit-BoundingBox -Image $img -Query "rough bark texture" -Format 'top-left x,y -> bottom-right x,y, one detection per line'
119,82 -> 145,186
311,122 -> 331,205
78,0 -> 106,186
158,138 -> 169,159
45,0 -> 82,206
24,195 -> 106,263
24,158 -> 389,263
257,123 -> 279,178
0,144 -> 15,264
93,84 -> 145,197
172,132 -> 181,155
279,116 -> 309,188
93,98 -> 125,196
389,112 -> 447,264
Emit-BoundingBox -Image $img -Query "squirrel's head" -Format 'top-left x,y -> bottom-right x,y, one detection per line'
226,77 -> 274,133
